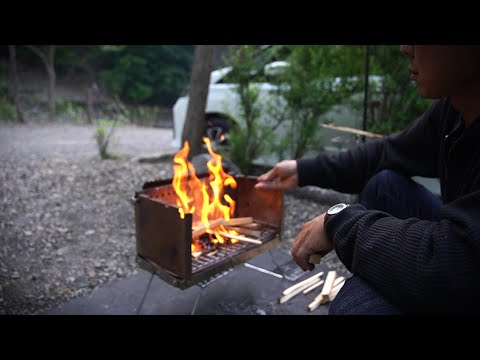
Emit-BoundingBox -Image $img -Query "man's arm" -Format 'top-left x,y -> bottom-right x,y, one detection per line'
326,190 -> 480,314
296,99 -> 445,193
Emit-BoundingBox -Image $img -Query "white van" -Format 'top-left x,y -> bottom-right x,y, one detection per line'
172,61 -> 383,162
171,61 -> 289,150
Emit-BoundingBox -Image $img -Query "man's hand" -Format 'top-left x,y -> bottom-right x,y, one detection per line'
291,213 -> 334,271
254,160 -> 298,190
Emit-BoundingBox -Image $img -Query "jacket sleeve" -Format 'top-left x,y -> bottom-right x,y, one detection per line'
296,99 -> 445,193
326,191 -> 480,314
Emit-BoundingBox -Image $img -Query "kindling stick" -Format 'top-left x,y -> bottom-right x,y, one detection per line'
328,278 -> 346,300
192,218 -> 225,238
303,279 -> 325,294
321,123 -> 384,138
218,231 -> 262,245
224,226 -> 262,238
223,217 -> 253,226
244,263 -> 283,279
308,276 -> 345,312
320,271 -> 337,296
282,272 -> 324,296
308,254 -> 322,264
279,278 -> 324,304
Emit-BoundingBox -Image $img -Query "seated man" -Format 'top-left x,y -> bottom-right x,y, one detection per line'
255,45 -> 480,315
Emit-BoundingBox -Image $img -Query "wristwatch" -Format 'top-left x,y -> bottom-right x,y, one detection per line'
324,203 -> 350,226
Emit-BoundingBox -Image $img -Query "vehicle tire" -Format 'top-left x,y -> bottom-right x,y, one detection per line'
205,117 -> 230,146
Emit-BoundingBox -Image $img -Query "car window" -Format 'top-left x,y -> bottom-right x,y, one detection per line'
217,68 -> 267,84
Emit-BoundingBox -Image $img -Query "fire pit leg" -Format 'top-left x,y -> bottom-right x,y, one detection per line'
190,268 -> 234,315
190,287 -> 206,315
136,272 -> 155,315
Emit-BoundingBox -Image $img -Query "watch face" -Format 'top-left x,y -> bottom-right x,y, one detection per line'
328,203 -> 349,215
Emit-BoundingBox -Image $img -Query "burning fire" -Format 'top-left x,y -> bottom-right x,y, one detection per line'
173,137 -> 238,249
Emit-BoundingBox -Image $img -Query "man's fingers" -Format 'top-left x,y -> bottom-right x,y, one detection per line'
257,168 -> 277,182
255,179 -> 290,190
293,248 -> 315,271
291,222 -> 312,257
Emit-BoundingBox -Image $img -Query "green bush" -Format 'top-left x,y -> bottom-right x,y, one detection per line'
222,46 -> 275,174
93,120 -> 121,160
273,45 -> 361,159
98,45 -> 193,106
0,97 -> 17,122
57,100 -> 88,124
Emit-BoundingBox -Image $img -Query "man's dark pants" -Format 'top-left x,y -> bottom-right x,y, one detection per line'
328,169 -> 443,315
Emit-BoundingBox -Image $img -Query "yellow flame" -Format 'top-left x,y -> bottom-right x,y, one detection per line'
172,137 -> 239,246
173,142 -> 194,219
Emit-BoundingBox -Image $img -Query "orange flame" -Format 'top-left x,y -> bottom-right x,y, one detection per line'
172,137 -> 238,249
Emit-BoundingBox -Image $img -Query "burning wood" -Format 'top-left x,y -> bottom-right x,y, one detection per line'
192,251 -> 203,258
224,226 -> 262,238
192,216 -> 263,246
191,218 -> 225,238
223,217 -> 253,226
218,231 -> 262,245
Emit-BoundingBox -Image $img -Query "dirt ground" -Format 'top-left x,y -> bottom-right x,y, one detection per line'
0,124 -> 350,315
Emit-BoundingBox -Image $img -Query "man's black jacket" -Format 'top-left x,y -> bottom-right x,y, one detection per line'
297,98 -> 480,314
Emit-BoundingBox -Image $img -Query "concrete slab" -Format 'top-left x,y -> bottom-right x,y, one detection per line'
45,248 -> 349,315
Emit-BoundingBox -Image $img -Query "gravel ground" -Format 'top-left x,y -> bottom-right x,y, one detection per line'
0,124 -> 352,315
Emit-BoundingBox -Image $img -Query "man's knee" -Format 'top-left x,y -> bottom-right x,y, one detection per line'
361,169 -> 404,210
329,275 -> 402,315
363,169 -> 401,196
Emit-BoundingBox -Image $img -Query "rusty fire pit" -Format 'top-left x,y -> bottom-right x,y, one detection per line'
133,174 -> 283,289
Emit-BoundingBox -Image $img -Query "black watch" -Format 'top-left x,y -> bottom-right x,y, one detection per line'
324,203 -> 350,226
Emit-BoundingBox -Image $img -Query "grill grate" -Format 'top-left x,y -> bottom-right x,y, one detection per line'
192,229 -> 278,273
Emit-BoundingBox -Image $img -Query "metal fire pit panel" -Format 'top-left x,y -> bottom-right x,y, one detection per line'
230,176 -> 283,229
134,194 -> 192,280
134,174 -> 284,289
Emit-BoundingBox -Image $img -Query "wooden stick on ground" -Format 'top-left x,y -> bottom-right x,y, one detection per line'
320,271 -> 338,296
328,278 -> 346,301
321,123 -> 384,139
308,276 -> 345,312
279,278 -> 324,304
303,279 -> 325,294
282,272 -> 324,296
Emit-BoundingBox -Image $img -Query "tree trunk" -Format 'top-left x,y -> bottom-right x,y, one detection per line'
8,45 -> 25,123
182,45 -> 216,159
25,45 -> 56,122
47,46 -> 56,122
